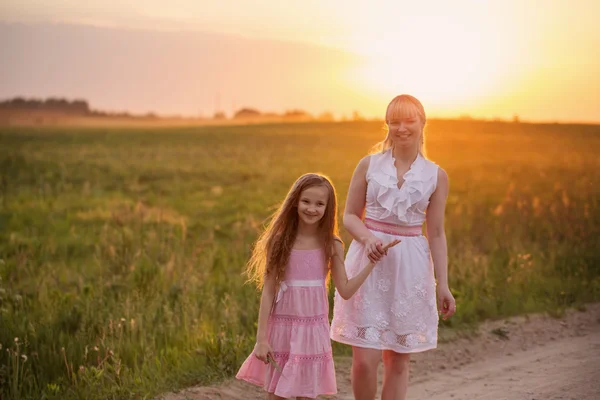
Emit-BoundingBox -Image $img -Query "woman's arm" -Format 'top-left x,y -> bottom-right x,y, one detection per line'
343,156 -> 386,263
426,168 -> 456,320
331,239 -> 400,300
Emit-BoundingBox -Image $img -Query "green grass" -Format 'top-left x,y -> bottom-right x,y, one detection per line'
0,120 -> 599,399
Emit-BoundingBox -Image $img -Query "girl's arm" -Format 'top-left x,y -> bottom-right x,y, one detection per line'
331,239 -> 400,300
426,168 -> 456,320
343,156 -> 386,263
253,268 -> 277,363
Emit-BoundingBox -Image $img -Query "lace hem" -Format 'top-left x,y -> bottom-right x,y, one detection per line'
331,325 -> 437,352
272,351 -> 333,363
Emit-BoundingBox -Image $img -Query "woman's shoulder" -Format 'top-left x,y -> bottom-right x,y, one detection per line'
362,149 -> 390,175
419,158 -> 447,191
365,149 -> 395,182
417,155 -> 440,174
421,157 -> 446,174
435,166 -> 449,187
357,148 -> 390,165
421,154 -> 439,168
355,154 -> 373,171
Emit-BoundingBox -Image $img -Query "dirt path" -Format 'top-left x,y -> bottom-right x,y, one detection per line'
158,304 -> 600,400
408,330 -> 600,399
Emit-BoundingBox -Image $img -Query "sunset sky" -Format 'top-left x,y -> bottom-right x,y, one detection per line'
1,0 -> 599,122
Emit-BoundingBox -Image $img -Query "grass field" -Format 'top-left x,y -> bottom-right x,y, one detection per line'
1,120 -> 599,399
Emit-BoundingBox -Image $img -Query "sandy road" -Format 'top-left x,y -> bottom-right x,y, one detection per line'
158,304 -> 600,400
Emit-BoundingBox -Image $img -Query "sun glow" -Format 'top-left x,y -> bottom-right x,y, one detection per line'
339,4 -> 523,117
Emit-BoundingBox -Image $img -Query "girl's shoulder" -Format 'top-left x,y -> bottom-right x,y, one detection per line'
331,236 -> 345,255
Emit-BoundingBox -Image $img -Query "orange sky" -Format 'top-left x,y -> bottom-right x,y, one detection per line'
1,0 -> 599,122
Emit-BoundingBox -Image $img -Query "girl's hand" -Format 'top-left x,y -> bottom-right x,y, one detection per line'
364,236 -> 386,263
437,286 -> 456,320
367,239 -> 401,268
254,341 -> 274,364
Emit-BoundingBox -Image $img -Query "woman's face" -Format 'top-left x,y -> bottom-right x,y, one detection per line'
387,115 -> 422,149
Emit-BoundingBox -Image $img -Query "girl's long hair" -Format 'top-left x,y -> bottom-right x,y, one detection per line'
245,173 -> 339,288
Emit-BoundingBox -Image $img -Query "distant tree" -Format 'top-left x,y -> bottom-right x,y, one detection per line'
352,110 -> 364,121
213,111 -> 227,120
283,109 -> 312,121
284,109 -> 307,117
0,97 -> 90,115
317,112 -> 334,122
71,99 -> 90,115
234,108 -> 261,119
45,98 -> 70,111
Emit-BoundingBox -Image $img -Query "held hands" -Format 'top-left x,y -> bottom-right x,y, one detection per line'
437,285 -> 456,320
254,341 -> 274,364
365,236 -> 386,263
365,237 -> 401,264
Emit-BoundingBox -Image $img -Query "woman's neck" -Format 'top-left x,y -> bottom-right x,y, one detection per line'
392,146 -> 419,164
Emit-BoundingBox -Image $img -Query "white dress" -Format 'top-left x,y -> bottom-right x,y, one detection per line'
330,149 -> 440,353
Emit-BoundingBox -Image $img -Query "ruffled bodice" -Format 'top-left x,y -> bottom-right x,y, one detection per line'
365,150 -> 439,226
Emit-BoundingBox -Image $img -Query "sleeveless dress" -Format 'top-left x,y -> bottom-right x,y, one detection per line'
236,248 -> 337,398
330,150 -> 440,353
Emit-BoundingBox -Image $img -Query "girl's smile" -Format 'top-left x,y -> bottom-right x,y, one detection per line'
297,186 -> 329,225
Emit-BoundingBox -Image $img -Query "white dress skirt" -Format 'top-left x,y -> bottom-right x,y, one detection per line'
330,150 -> 440,353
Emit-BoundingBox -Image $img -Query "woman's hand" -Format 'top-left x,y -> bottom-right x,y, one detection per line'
254,341 -> 274,364
436,285 -> 456,320
364,235 -> 387,263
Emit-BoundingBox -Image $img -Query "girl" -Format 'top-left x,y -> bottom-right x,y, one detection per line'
236,173 -> 398,399
330,94 -> 457,400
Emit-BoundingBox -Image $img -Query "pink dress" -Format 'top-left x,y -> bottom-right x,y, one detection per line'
331,150 -> 440,353
236,248 -> 337,398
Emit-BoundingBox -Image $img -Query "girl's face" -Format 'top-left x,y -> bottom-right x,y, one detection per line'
297,185 -> 329,226
387,115 -> 423,150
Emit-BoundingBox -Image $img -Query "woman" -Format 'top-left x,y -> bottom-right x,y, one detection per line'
330,94 -> 456,400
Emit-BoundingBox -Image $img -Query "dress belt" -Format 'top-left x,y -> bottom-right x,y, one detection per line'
276,279 -> 325,303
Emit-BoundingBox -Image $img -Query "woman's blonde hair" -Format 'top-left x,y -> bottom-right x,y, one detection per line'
245,173 -> 340,288
371,94 -> 428,157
